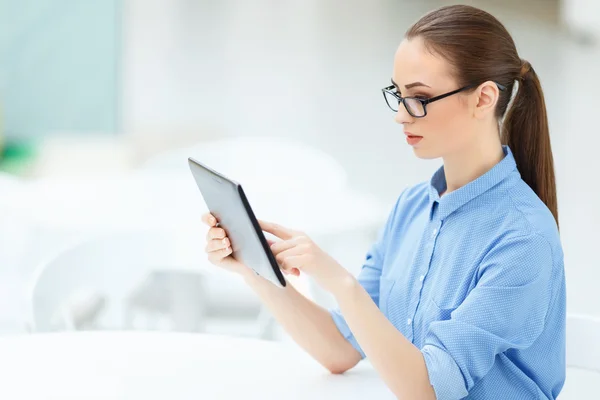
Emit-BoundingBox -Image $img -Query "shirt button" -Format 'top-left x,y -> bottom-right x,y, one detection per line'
431,228 -> 437,238
419,275 -> 425,282
407,318 -> 412,325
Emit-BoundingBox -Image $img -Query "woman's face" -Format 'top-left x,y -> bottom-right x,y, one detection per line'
391,37 -> 480,160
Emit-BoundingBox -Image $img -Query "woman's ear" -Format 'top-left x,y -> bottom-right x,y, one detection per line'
473,81 -> 500,119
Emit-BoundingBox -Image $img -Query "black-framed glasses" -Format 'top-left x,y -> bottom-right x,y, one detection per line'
381,82 -> 507,118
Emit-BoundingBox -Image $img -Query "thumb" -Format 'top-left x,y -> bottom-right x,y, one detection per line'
258,220 -> 296,240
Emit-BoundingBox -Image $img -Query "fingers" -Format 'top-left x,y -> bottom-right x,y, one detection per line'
203,216 -> 231,263
203,215 -> 302,276
281,267 -> 300,277
202,213 -> 217,227
277,253 -> 304,276
274,245 -> 306,269
206,237 -> 230,252
270,238 -> 310,277
268,239 -> 300,275
207,246 -> 233,263
258,220 -> 296,240
269,239 -> 297,256
206,227 -> 226,241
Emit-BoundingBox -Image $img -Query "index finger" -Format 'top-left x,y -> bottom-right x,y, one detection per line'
258,220 -> 295,240
202,213 -> 217,227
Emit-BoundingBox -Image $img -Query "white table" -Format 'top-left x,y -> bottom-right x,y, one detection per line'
0,332 -> 593,399
0,332 -> 394,399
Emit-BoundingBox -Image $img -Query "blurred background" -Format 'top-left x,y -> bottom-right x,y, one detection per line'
0,0 -> 598,350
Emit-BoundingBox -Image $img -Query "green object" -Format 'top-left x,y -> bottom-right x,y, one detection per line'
0,138 -> 38,176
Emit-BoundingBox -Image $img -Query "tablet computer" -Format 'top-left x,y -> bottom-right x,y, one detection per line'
188,157 -> 286,288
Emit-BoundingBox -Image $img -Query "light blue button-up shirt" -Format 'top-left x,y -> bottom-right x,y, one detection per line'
331,145 -> 566,399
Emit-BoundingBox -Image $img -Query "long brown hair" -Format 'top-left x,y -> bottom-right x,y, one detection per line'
406,5 -> 559,228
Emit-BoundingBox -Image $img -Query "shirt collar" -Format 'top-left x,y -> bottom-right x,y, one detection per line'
428,145 -> 518,221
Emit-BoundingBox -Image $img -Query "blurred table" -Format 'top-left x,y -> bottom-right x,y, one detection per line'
0,332 -> 394,399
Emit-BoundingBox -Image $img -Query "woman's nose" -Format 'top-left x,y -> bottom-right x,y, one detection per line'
394,103 -> 414,125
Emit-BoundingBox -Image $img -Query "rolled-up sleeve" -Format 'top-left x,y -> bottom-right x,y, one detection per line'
421,233 -> 554,399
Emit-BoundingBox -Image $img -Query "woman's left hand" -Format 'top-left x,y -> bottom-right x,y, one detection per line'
259,220 -> 350,294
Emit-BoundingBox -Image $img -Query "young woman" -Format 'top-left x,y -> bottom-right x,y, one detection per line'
202,5 -> 565,399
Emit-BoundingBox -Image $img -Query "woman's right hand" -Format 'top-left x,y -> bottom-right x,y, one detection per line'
202,212 -> 250,276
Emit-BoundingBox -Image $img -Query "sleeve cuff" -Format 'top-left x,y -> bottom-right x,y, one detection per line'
329,308 -> 366,359
422,344 -> 468,400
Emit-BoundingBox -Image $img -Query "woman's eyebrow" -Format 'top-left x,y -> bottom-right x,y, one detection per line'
391,78 -> 431,89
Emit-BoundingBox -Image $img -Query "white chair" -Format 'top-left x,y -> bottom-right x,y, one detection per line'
27,232 -> 209,333
560,314 -> 600,398
123,269 -> 209,332
27,232 -> 282,338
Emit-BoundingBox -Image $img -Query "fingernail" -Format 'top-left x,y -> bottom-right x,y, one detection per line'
222,238 -> 228,245
210,217 -> 216,224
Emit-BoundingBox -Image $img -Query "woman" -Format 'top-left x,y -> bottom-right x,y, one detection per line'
202,5 -> 565,399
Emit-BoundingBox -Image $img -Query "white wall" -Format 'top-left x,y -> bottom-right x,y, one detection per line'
561,0 -> 600,39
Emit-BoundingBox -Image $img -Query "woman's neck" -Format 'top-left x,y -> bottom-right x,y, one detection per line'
441,134 -> 504,196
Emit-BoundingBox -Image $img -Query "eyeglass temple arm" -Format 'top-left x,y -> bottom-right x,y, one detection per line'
422,82 -> 507,105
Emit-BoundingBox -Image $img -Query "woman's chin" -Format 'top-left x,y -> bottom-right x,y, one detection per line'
411,146 -> 439,160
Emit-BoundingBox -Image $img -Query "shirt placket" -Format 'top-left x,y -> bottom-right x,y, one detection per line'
405,207 -> 442,343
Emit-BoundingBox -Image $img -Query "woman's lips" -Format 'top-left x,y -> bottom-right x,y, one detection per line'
405,132 -> 423,146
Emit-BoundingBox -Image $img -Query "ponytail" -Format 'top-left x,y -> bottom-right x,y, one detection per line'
501,60 -> 559,229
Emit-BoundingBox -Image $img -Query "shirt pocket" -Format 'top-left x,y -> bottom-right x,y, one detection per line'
431,290 -> 464,311
420,297 -> 459,337
427,297 -> 457,322
378,277 -> 396,316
